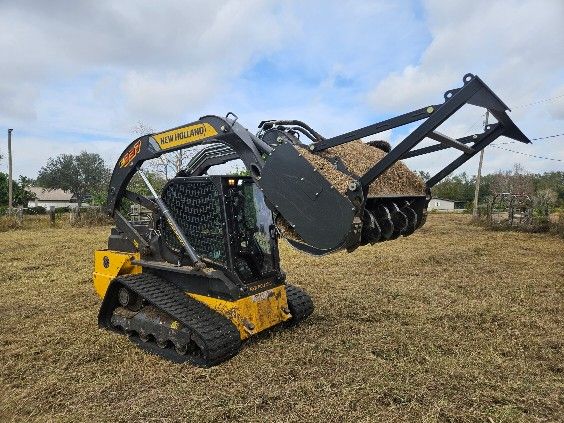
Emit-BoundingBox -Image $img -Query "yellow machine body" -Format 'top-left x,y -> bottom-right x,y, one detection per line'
190,287 -> 291,340
93,249 -> 291,340
93,250 -> 142,298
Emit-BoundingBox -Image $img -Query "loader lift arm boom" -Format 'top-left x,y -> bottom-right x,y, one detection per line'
106,114 -> 271,215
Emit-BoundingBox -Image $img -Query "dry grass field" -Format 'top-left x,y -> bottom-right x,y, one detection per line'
0,215 -> 562,422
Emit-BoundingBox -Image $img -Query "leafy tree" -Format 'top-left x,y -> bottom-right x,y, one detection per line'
426,167 -> 563,211
417,170 -> 431,181
36,152 -> 109,214
536,188 -> 558,208
89,169 -> 112,207
432,172 -> 476,204
126,169 -> 167,196
0,173 -> 36,208
532,171 -> 564,207
490,163 -> 534,196
118,169 -> 167,216
14,176 -> 36,206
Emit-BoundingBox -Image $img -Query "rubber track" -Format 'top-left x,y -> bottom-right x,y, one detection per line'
285,284 -> 314,325
99,273 -> 241,366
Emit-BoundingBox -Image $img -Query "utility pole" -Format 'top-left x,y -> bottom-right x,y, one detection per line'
8,128 -> 13,214
472,111 -> 489,218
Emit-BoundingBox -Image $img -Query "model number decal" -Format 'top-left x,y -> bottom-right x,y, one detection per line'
119,140 -> 141,168
252,289 -> 274,302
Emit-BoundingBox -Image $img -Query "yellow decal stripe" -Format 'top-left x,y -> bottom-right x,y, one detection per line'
152,123 -> 218,150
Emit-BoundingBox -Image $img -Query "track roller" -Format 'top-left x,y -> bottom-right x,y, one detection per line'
99,274 -> 241,367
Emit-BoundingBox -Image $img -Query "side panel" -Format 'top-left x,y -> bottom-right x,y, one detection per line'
260,141 -> 356,251
93,250 -> 141,298
189,285 -> 291,340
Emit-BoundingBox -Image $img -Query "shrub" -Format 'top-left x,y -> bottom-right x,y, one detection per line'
0,215 -> 22,232
25,206 -> 47,215
549,211 -> 564,239
70,207 -> 113,227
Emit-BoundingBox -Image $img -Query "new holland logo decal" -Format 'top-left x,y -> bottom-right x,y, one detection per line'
152,123 -> 218,150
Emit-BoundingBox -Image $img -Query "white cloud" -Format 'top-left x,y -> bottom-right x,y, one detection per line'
0,0 -> 561,179
546,86 -> 564,121
369,65 -> 456,110
122,69 -> 221,122
0,0 -> 291,127
367,0 -> 564,175
370,0 -> 564,111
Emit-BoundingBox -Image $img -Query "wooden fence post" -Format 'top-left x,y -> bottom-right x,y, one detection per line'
16,206 -> 23,226
49,206 -> 56,225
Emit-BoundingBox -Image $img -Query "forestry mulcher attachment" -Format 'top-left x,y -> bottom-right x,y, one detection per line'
93,74 -> 529,366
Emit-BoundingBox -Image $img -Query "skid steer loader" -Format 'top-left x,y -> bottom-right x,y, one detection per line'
93,74 -> 530,366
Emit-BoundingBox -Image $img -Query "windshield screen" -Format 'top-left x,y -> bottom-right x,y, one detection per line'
161,179 -> 229,266
227,180 -> 276,281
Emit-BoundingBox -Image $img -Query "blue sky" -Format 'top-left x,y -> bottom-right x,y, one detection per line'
0,0 -> 562,178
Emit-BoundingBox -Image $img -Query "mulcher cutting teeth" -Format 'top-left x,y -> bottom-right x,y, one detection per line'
388,203 -> 409,240
400,204 -> 418,236
372,204 -> 394,240
361,209 -> 382,244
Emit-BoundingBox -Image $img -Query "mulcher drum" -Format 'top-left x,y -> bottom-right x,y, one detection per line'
274,140 -> 427,249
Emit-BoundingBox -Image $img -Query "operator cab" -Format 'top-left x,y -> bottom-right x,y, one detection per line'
160,176 -> 280,284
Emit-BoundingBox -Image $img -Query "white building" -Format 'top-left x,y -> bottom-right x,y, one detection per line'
27,187 -> 89,209
427,198 -> 463,212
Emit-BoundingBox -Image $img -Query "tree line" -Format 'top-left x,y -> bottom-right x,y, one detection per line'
1,149 -> 562,213
0,151 -> 170,214
418,165 -> 563,209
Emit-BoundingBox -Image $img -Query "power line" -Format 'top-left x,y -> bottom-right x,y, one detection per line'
512,93 -> 564,109
494,132 -> 564,145
457,94 -> 564,164
489,144 -> 563,162
464,94 -> 564,135
531,132 -> 564,141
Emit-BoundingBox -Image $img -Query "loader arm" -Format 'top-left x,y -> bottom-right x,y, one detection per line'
106,114 -> 270,215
